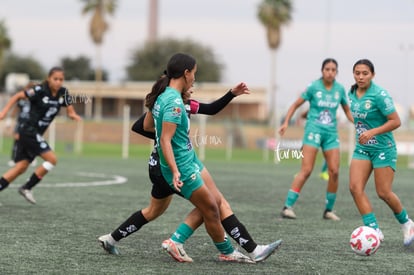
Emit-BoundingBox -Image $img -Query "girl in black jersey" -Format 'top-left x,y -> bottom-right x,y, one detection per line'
0,67 -> 81,204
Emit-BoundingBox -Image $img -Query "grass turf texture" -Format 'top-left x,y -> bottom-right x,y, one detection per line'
0,143 -> 414,274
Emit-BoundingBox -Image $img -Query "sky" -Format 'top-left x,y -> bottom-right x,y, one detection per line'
1,0 -> 414,117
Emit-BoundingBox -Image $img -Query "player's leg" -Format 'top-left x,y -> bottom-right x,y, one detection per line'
319,159 -> 329,181
373,159 -> 414,246
322,148 -> 340,220
349,158 -> 384,239
281,144 -> 318,219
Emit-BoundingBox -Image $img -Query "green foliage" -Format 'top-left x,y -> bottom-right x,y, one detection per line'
60,55 -> 108,81
1,53 -> 45,86
126,38 -> 223,82
257,0 -> 292,28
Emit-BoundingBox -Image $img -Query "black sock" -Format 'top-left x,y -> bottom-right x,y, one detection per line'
0,177 -> 10,191
23,173 -> 42,190
111,210 -> 148,241
221,214 -> 257,253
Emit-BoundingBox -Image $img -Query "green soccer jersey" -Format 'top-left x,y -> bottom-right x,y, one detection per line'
301,78 -> 348,133
152,86 -> 194,173
348,82 -> 397,151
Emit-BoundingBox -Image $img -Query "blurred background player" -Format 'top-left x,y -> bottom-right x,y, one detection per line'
278,58 -> 353,220
7,83 -> 37,167
0,67 -> 81,204
348,59 -> 414,246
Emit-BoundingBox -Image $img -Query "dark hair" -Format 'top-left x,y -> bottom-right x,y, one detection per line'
145,53 -> 196,110
42,66 -> 65,87
350,59 -> 375,93
48,66 -> 64,77
321,58 -> 338,71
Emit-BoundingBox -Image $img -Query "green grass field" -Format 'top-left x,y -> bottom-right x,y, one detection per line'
1,142 -> 414,274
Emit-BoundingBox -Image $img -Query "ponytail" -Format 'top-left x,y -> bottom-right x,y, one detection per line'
145,75 -> 170,110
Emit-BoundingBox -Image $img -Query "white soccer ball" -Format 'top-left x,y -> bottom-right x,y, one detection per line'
349,226 -> 381,256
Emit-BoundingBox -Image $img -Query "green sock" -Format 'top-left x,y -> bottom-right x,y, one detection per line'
284,189 -> 299,208
362,213 -> 379,229
321,161 -> 328,173
394,208 -> 409,224
325,192 -> 336,212
214,238 -> 234,255
170,223 -> 194,244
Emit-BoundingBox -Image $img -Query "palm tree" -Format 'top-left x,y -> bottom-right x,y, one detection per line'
257,0 -> 292,126
81,0 -> 117,119
0,20 -> 12,86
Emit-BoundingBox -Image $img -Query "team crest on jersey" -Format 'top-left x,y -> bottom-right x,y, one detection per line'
58,97 -> 64,104
364,100 -> 372,110
316,91 -> 322,98
172,106 -> 181,116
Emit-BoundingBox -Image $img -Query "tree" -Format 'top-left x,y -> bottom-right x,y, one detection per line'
60,55 -> 107,81
126,38 -> 223,82
0,19 -> 12,88
257,0 -> 292,124
1,53 -> 45,87
81,0 -> 117,119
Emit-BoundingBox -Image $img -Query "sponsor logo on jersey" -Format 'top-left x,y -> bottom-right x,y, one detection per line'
172,106 -> 181,116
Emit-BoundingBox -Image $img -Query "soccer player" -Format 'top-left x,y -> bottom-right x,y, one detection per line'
0,67 -> 81,204
99,83 -> 281,262
348,59 -> 414,245
278,58 -> 354,220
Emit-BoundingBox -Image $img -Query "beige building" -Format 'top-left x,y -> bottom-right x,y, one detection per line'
65,81 -> 268,121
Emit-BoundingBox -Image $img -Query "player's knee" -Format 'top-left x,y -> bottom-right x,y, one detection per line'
376,189 -> 391,202
42,161 -> 55,171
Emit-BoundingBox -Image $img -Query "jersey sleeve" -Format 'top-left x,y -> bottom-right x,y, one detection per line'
162,97 -> 183,125
24,85 -> 42,101
300,83 -> 313,101
61,88 -> 72,107
376,89 -> 396,116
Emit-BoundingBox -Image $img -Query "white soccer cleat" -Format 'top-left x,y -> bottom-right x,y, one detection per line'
218,250 -> 255,264
402,219 -> 414,246
98,234 -> 120,255
162,239 -> 193,263
249,240 -> 282,262
18,187 -> 36,204
323,211 -> 340,221
281,207 -> 296,219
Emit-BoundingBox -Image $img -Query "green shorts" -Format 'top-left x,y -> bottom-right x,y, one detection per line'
352,147 -> 397,171
302,129 -> 339,151
161,154 -> 205,199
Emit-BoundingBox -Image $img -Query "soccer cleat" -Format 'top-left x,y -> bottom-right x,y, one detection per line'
218,250 -> 255,264
402,219 -> 414,246
18,187 -> 36,204
323,210 -> 340,221
98,234 -> 120,255
319,171 -> 329,181
376,228 -> 385,242
249,240 -> 282,262
162,239 -> 193,263
281,207 -> 296,219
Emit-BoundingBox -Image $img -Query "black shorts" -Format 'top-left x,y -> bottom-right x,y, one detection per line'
14,133 -> 51,163
148,150 -> 182,199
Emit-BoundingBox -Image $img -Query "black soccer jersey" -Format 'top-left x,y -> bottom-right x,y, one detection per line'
19,83 -> 72,135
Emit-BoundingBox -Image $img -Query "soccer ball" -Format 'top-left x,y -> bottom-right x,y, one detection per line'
349,226 -> 381,256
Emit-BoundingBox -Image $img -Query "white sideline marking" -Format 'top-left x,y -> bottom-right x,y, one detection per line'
11,172 -> 128,188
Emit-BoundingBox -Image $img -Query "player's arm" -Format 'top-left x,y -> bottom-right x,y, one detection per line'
131,112 -> 156,140
66,105 -> 82,121
0,91 -> 26,120
198,82 -> 250,115
278,97 -> 306,136
160,122 -> 183,192
143,111 -> 155,132
358,112 -> 401,144
341,103 -> 354,123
